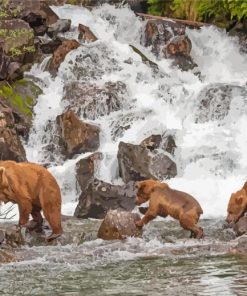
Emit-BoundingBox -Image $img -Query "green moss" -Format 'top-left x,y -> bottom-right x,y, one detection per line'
0,80 -> 42,117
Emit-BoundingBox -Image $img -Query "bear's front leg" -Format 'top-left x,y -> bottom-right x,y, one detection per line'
135,207 -> 158,228
18,199 -> 32,228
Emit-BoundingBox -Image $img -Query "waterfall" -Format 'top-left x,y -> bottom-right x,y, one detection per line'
22,4 -> 247,219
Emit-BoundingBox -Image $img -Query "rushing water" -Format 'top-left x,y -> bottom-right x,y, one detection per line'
1,3 -> 247,295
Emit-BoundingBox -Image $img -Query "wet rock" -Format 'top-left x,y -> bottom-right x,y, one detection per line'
5,225 -> 25,248
195,83 -> 247,123
48,39 -> 80,75
74,179 -> 137,219
56,110 -> 100,159
118,141 -> 177,183
230,235 -> 247,255
97,209 -> 142,240
140,134 -> 162,151
62,81 -> 127,120
143,20 -> 186,56
164,35 -> 192,58
0,48 -> 10,81
0,250 -> 15,263
78,23 -> 97,42
233,216 -> 247,236
38,36 -> 62,54
142,20 -> 197,71
61,41 -> 121,81
75,152 -> 102,193
47,19 -> 71,38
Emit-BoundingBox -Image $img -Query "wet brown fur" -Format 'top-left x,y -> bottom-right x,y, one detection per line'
0,161 -> 62,240
226,182 -> 247,224
135,179 -> 203,238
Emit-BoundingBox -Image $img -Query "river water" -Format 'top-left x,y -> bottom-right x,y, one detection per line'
0,3 -> 247,295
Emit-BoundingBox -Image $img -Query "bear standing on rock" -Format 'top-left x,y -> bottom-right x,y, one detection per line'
0,161 -> 62,241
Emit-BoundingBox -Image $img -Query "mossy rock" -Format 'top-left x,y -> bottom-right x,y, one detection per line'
0,79 -> 42,118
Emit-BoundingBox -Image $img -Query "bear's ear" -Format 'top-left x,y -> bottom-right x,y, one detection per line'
0,167 -> 8,188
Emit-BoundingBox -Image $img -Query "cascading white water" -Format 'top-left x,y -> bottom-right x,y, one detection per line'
21,4 -> 247,219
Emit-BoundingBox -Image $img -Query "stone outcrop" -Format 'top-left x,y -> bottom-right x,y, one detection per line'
117,134 -> 177,183
47,19 -> 71,38
97,209 -> 142,240
56,110 -> 100,158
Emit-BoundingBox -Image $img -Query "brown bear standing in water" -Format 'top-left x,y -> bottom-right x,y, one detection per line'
135,179 -> 204,239
0,161 -> 62,241
226,182 -> 247,224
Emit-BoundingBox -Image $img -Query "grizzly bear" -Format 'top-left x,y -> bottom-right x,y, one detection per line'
226,182 -> 247,224
0,160 -> 62,240
135,179 -> 204,238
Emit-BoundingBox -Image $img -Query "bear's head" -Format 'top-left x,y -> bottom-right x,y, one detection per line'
226,188 -> 247,224
0,167 -> 10,203
135,179 -> 168,205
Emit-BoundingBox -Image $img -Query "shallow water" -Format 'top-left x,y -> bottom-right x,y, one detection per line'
0,219 -> 244,296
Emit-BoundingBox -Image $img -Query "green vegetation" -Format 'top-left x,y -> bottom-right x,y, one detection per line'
0,80 -> 42,117
148,0 -> 247,25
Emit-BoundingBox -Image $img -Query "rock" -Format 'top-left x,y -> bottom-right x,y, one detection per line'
5,225 -> 25,248
0,250 -> 15,263
233,216 -> 247,236
140,134 -> 162,151
75,152 -> 102,193
38,36 -> 62,54
1,0 -> 59,28
97,209 -> 142,240
0,48 -> 10,81
195,83 -> 247,123
74,179 -> 137,219
0,19 -> 35,70
78,24 -> 97,42
56,110 -> 100,158
47,19 -> 71,38
230,235 -> 247,255
164,35 -> 192,57
62,81 -> 127,120
118,141 -> 177,183
48,39 -> 80,75
0,79 -> 42,126
142,20 -> 186,56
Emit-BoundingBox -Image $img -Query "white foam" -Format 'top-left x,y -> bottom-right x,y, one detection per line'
15,4 -> 247,220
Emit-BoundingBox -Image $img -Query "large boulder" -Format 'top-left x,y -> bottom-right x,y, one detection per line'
97,209 -> 142,240
56,110 -> 100,158
48,39 -> 80,75
117,135 -> 177,183
195,83 -> 247,123
62,81 -> 128,120
233,216 -> 247,236
0,0 -> 59,28
74,178 -> 137,219
142,19 -> 197,71
0,19 -> 36,80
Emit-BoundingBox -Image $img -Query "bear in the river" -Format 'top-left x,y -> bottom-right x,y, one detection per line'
0,161 -> 62,240
135,179 -> 204,238
226,182 -> 247,224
